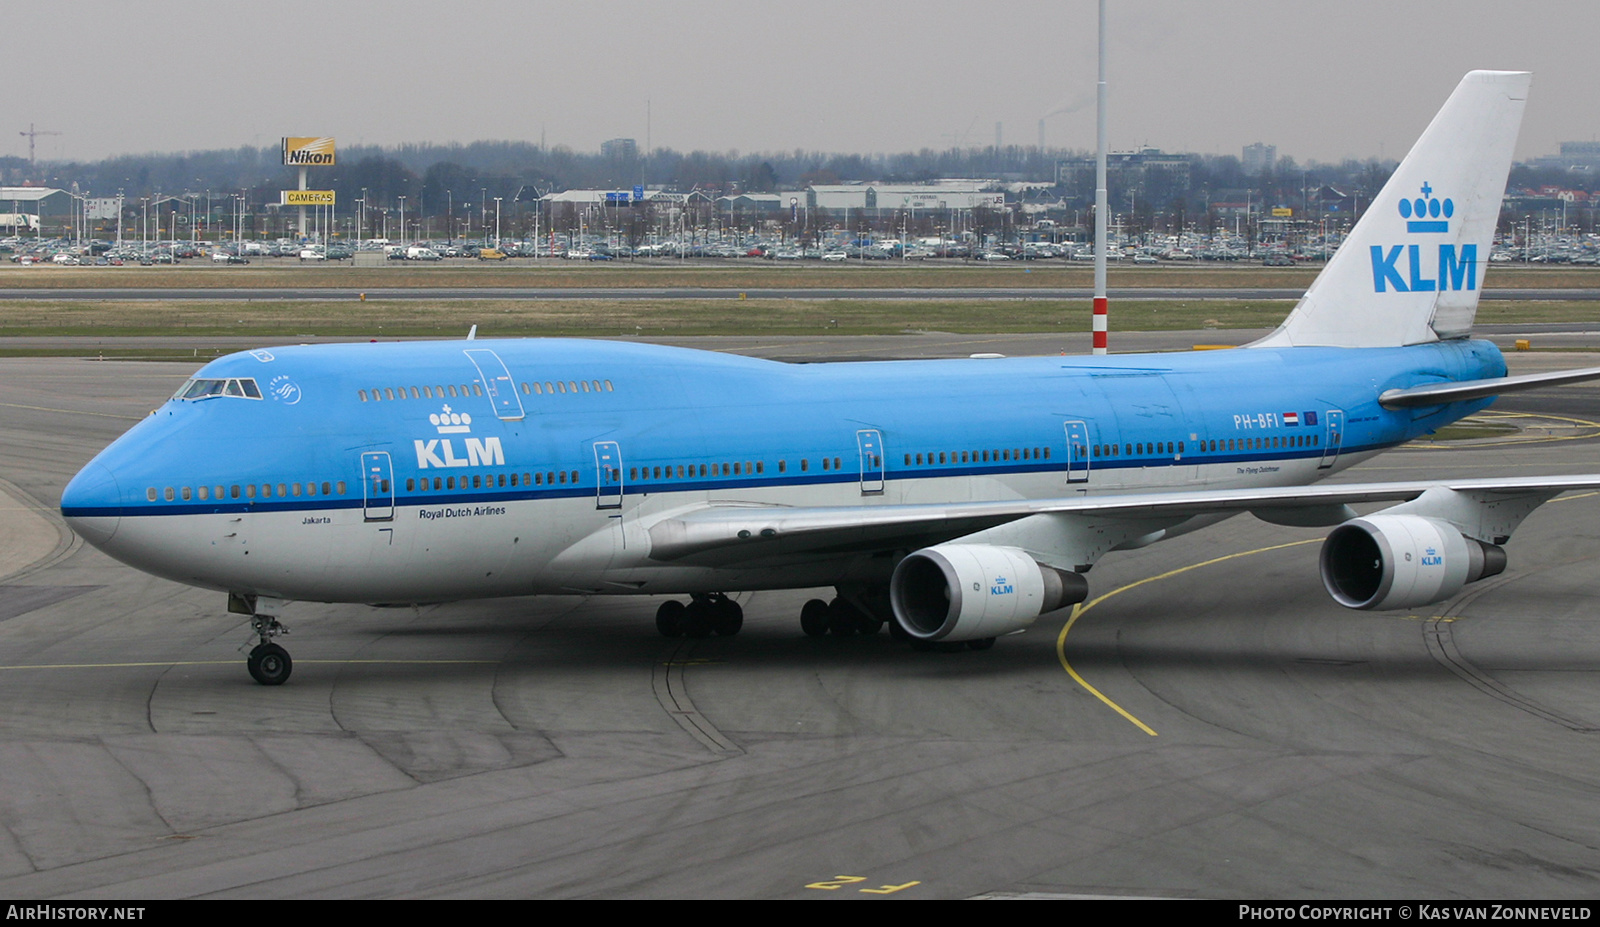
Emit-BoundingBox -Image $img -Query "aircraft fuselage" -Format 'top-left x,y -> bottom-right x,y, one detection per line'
61,337 -> 1503,605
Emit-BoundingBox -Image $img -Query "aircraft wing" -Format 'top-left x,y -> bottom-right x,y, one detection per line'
1380,365 -> 1600,408
645,475 -> 1600,564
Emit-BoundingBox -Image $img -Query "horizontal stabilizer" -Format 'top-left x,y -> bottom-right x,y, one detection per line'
1379,365 -> 1600,408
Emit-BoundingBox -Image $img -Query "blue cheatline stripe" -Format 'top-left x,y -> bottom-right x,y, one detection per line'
61,441 -> 1389,521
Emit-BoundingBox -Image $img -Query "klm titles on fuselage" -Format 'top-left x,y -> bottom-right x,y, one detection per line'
1370,183 -> 1478,294
414,405 -> 505,469
414,438 -> 504,469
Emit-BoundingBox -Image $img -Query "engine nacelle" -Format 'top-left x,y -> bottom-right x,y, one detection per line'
1320,514 -> 1507,610
890,544 -> 1089,641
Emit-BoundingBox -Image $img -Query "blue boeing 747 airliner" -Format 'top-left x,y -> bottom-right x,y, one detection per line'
60,71 -> 1600,684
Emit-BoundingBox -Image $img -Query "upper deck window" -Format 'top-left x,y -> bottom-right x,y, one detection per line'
174,378 -> 263,401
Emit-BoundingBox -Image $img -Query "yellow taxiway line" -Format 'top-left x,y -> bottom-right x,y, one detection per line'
1055,538 -> 1322,736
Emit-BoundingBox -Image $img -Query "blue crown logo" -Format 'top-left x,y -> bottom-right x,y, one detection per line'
1398,182 -> 1452,233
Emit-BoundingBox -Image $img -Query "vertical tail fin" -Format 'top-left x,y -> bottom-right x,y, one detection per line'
1251,71 -> 1530,349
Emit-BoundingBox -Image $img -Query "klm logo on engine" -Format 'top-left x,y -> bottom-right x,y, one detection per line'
1370,183 -> 1477,294
989,574 -> 1014,596
414,404 -> 504,469
1421,546 -> 1443,567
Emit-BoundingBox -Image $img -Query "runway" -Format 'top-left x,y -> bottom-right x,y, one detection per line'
6,322 -> 1600,364
2,336 -> 1600,898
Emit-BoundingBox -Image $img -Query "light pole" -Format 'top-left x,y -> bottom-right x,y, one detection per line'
494,197 -> 502,247
398,196 -> 406,244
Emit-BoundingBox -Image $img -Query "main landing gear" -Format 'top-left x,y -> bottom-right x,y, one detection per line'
245,613 -> 292,686
800,591 -> 996,651
656,593 -> 744,639
799,596 -> 885,638
653,589 -> 997,652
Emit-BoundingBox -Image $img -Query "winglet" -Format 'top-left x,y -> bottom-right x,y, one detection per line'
1251,71 -> 1530,349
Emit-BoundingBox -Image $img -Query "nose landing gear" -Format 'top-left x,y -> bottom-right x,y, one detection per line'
244,613 -> 292,686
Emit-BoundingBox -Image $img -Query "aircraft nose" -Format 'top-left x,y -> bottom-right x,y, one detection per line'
60,460 -> 122,548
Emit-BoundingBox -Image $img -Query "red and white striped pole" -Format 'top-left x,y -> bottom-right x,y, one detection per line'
1091,0 -> 1109,355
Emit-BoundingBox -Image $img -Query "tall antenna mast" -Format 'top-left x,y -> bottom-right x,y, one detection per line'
1092,0 -> 1110,355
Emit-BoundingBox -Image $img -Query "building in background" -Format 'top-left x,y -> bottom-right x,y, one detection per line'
1243,142 -> 1277,175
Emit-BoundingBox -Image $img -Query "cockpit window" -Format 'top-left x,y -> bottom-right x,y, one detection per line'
174,378 -> 263,401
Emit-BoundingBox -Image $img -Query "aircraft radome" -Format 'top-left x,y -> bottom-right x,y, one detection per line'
61,71 -> 1600,685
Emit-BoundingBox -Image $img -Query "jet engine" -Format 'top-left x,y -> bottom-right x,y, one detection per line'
1320,514 -> 1507,611
890,544 -> 1089,642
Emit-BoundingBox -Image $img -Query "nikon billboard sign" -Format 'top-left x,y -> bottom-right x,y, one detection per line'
282,137 -> 336,166
282,190 -> 336,206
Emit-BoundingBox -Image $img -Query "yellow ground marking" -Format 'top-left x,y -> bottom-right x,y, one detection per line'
806,875 -> 867,890
859,882 -> 921,894
1402,411 -> 1600,450
804,875 -> 921,894
1055,538 -> 1322,736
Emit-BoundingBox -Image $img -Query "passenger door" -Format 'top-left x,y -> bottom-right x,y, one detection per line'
857,430 -> 885,495
1063,420 -> 1091,484
593,441 -> 623,510
1318,410 -> 1345,469
464,348 -> 526,421
360,451 -> 394,522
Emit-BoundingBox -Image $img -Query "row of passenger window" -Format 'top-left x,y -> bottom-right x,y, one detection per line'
147,481 -> 348,502
146,472 -> 583,502
358,379 -> 616,404
521,379 -> 614,395
406,471 -> 580,492
1090,433 -> 1319,458
898,434 -> 1319,466
907,447 -> 1051,466
628,456 -> 847,481
1096,441 -> 1184,457
363,383 -> 481,403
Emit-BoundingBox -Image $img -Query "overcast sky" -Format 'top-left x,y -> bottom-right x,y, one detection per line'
11,0 -> 1597,167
